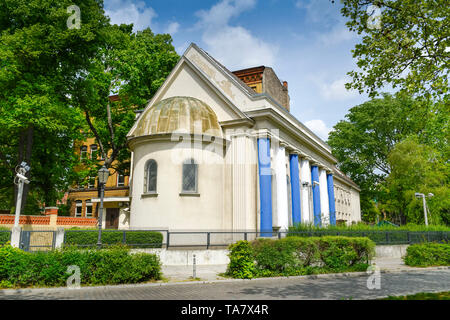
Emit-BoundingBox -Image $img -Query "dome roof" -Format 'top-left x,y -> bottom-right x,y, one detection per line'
134,96 -> 222,138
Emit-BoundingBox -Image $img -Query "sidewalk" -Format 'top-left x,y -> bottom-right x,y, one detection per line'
160,257 -> 440,283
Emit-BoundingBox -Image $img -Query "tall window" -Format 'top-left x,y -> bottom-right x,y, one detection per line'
144,160 -> 157,193
90,144 -> 98,160
182,158 -> 198,193
85,200 -> 93,217
80,145 -> 88,160
117,174 -> 125,187
75,201 -> 82,217
87,176 -> 95,188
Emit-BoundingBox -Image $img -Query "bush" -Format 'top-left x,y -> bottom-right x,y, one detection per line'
0,231 -> 10,245
404,243 -> 450,267
226,241 -> 256,279
226,236 -> 375,279
64,230 -> 163,248
0,244 -> 161,288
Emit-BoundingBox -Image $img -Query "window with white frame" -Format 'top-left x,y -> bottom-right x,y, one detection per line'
90,144 -> 98,160
85,200 -> 93,217
75,201 -> 83,217
117,174 -> 125,187
80,145 -> 88,160
87,176 -> 95,189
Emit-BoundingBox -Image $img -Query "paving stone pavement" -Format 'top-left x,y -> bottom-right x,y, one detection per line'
0,267 -> 449,300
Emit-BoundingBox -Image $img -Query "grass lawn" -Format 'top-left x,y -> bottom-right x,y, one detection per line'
382,291 -> 450,300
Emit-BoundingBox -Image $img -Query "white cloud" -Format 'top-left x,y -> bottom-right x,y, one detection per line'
318,25 -> 355,46
317,76 -> 358,101
165,22 -> 180,35
304,119 -> 332,141
104,0 -> 157,31
195,0 -> 277,70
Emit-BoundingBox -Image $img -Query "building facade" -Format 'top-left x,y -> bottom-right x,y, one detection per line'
125,43 -> 361,232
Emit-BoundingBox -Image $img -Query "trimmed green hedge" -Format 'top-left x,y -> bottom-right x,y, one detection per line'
403,243 -> 450,267
0,231 -> 10,245
64,230 -> 163,248
226,236 -> 375,279
0,244 -> 161,288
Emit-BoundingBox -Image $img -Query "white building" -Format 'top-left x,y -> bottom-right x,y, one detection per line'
124,43 -> 361,233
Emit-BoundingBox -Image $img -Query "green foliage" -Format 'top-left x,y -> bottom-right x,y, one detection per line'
404,243 -> 450,267
340,0 -> 449,101
226,240 -> 256,279
0,244 -> 161,288
64,230 -> 163,248
226,237 -> 375,279
328,93 -> 449,225
0,231 -> 10,245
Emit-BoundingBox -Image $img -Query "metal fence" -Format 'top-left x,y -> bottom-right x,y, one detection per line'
62,229 -> 450,249
20,230 -> 56,252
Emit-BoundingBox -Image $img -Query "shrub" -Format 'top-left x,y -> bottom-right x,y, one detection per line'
404,243 -> 450,267
0,231 -> 10,245
226,236 -> 375,279
226,240 -> 255,279
64,230 -> 163,248
0,244 -> 161,288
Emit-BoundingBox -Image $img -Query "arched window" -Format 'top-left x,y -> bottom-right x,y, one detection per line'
144,160 -> 157,193
182,158 -> 198,193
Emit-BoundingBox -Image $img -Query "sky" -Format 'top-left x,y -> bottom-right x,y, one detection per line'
104,0 -> 371,142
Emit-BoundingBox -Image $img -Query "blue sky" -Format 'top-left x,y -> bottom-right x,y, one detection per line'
104,0 -> 371,141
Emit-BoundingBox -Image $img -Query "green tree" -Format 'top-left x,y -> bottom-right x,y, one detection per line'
339,0 -> 449,101
327,93 -> 430,222
0,0 -> 108,210
70,24 -> 179,181
383,138 -> 449,225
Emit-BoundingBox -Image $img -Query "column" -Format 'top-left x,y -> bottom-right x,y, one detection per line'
311,165 -> 321,226
289,154 -> 301,226
275,145 -> 289,230
257,138 -> 272,236
319,168 -> 330,226
327,173 -> 337,226
300,157 -> 312,224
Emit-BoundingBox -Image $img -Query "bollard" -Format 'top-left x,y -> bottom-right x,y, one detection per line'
193,254 -> 196,279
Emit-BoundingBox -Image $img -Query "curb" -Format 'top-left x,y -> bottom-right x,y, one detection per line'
0,266 -> 448,295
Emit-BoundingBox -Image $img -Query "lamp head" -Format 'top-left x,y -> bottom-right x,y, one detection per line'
98,165 -> 110,185
414,192 -> 424,198
427,193 -> 434,197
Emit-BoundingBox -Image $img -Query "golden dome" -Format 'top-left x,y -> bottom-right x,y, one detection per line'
134,96 -> 222,138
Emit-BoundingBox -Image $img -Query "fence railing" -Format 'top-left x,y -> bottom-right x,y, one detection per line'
62,229 -> 450,249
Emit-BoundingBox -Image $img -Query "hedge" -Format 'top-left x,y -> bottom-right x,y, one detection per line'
0,244 -> 161,288
403,243 -> 450,267
64,230 -> 163,248
226,236 -> 375,279
0,231 -> 10,245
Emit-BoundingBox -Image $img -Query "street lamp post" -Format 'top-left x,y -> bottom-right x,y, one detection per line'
415,192 -> 434,227
97,165 -> 110,249
13,162 -> 30,228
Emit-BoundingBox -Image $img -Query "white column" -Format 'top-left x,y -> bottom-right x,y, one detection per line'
274,145 -> 289,230
319,168 -> 330,226
300,157 -> 311,224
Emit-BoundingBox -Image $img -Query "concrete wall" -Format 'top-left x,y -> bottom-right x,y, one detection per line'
131,248 -> 230,266
132,245 -> 409,266
130,138 -> 226,231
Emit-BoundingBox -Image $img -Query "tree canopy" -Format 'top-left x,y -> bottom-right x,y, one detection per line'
339,0 -> 449,101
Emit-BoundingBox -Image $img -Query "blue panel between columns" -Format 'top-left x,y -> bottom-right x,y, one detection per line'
311,166 -> 321,226
289,154 -> 301,226
327,174 -> 336,226
257,138 -> 273,237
